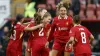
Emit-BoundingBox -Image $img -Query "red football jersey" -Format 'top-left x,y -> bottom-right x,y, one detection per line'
69,25 -> 92,54
26,21 -> 51,48
26,22 -> 34,49
48,16 -> 73,43
7,22 -> 25,51
32,24 -> 51,39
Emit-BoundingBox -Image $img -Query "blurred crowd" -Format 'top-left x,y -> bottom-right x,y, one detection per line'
0,0 -> 100,56
24,0 -> 100,20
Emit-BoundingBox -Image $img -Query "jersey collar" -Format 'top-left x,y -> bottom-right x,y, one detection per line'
58,15 -> 68,19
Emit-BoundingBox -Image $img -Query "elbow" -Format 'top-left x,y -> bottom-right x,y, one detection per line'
92,36 -> 94,40
90,35 -> 94,42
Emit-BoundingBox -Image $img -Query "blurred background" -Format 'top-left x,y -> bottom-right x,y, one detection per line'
0,0 -> 100,56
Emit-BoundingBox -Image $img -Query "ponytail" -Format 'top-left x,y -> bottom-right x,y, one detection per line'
34,12 -> 42,25
8,14 -> 24,37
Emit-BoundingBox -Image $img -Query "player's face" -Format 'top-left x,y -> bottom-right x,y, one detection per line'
42,16 -> 51,24
40,9 -> 47,17
59,7 -> 67,18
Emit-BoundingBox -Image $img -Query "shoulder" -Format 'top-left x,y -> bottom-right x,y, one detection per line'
16,23 -> 22,27
68,16 -> 73,19
70,27 -> 76,31
81,25 -> 87,30
82,26 -> 90,32
67,16 -> 73,20
53,16 -> 58,20
28,23 -> 34,27
52,16 -> 59,22
69,27 -> 76,34
71,26 -> 81,32
17,22 -> 26,28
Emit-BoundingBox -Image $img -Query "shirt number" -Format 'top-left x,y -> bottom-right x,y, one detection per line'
81,32 -> 86,43
39,28 -> 44,36
10,30 -> 16,40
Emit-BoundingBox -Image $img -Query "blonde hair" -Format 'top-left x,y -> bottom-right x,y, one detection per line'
56,0 -> 70,15
34,12 -> 51,25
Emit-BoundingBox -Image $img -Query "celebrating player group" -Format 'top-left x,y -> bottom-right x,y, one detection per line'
6,1 -> 94,56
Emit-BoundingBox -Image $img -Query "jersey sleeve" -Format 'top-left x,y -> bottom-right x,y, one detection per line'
86,28 -> 92,37
48,18 -> 56,42
24,22 -> 34,37
22,22 -> 34,32
69,28 -> 76,37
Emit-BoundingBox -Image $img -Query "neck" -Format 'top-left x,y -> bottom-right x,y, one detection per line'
74,24 -> 80,26
59,15 -> 67,19
61,16 -> 64,18
17,22 -> 22,24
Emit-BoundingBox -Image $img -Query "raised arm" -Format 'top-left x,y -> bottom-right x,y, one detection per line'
23,22 -> 31,25
24,24 -> 44,31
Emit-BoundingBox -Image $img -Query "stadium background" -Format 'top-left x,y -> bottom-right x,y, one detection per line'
0,0 -> 100,56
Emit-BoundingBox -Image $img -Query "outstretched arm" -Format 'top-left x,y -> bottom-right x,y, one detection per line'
24,24 -> 44,31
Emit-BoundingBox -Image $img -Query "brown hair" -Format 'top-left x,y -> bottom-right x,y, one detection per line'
56,2 -> 70,16
63,1 -> 70,9
42,12 -> 51,19
34,12 -> 41,25
8,14 -> 24,37
57,1 -> 70,11
34,8 -> 47,25
73,15 -> 81,24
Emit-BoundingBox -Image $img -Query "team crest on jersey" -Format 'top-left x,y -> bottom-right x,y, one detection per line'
66,22 -> 68,25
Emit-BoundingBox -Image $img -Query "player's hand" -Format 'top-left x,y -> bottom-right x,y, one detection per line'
65,44 -> 73,52
66,43 -> 69,48
45,42 -> 49,48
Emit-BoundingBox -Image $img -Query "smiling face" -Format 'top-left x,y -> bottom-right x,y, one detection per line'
59,7 -> 67,18
41,12 -> 51,24
43,16 -> 51,24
